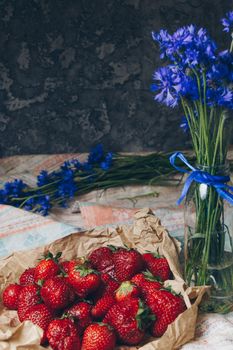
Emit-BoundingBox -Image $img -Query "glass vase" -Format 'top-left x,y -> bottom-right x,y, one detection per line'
184,163 -> 233,313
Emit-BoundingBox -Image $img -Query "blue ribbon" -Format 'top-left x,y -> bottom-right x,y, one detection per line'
169,152 -> 233,205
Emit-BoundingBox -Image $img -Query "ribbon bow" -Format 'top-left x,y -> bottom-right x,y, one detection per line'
169,152 -> 233,205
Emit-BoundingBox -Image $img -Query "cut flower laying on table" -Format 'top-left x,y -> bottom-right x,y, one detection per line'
152,11 -> 233,312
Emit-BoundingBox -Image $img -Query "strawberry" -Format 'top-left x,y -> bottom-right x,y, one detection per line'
82,323 -> 116,350
142,252 -> 171,281
65,301 -> 92,333
64,258 -> 86,273
144,289 -> 186,337
115,281 -> 139,302
112,247 -> 144,282
93,274 -> 119,301
91,294 -> 115,319
40,276 -> 76,310
131,271 -> 162,295
88,247 -> 115,276
24,304 -> 53,345
57,336 -> 81,350
34,251 -> 61,283
2,284 -> 22,310
103,298 -> 148,345
46,318 -> 80,350
59,261 -> 71,275
19,268 -> 36,286
68,264 -> 100,298
17,284 -> 41,321
101,274 -> 119,295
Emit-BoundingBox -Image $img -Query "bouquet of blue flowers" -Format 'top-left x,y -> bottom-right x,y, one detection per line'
0,145 -> 181,216
151,11 -> 233,310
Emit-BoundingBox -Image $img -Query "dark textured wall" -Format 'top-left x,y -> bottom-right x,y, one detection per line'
0,0 -> 232,156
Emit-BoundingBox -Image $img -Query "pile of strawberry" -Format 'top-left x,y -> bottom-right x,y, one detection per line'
2,246 -> 186,350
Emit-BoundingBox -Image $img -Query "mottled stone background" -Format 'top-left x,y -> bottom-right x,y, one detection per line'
0,0 -> 232,156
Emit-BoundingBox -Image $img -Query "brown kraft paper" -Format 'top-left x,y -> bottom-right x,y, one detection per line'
0,208 -> 207,350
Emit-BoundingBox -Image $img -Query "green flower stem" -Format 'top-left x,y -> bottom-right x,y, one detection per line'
181,66 -> 232,289
230,34 -> 233,52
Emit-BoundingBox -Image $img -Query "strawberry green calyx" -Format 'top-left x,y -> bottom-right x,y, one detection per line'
39,251 -> 62,263
97,322 -> 114,331
107,244 -> 118,252
75,265 -> 98,277
145,250 -> 164,258
60,313 -> 77,322
136,300 -> 151,330
37,279 -> 44,287
143,270 -> 162,282
163,285 -> 181,296
54,252 -> 62,262
116,281 -> 134,294
61,312 -> 70,319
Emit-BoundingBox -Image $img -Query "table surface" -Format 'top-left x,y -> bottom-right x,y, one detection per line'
0,152 -> 233,349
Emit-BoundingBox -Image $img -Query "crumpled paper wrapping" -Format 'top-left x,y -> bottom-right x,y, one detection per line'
0,208 -> 207,350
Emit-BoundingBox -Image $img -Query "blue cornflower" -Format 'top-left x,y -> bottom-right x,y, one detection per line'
152,30 -> 173,59
37,195 -> 51,216
81,162 -> 93,172
180,77 -> 199,101
170,26 -> 194,59
23,195 -> 51,216
88,144 -> 104,164
4,179 -> 27,197
37,170 -> 52,187
151,66 -> 184,107
23,198 -> 35,211
70,159 -> 83,170
0,189 -> 8,204
208,62 -> 230,81
100,152 -> 113,170
206,86 -> 233,108
183,27 -> 216,66
61,161 -> 73,170
100,162 -> 110,170
60,168 -> 74,181
152,25 -> 216,67
218,50 -> 233,82
56,179 -> 77,199
221,11 -> 233,33
180,116 -> 189,133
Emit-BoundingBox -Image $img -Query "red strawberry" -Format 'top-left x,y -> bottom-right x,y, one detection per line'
46,318 -> 80,349
88,247 -> 115,276
144,289 -> 186,337
142,253 -> 171,281
2,284 -> 22,310
17,284 -> 41,321
112,247 -> 144,282
82,323 -> 116,350
115,281 -> 139,302
65,258 -> 86,273
103,298 -> 148,345
131,271 -> 162,295
19,268 -> 36,286
68,264 -> 100,298
91,294 -> 115,319
24,304 -> 53,345
59,261 -> 71,275
93,274 -> 119,301
65,302 -> 92,333
46,318 -> 80,350
34,251 -> 61,283
102,275 -> 119,295
57,336 -> 81,350
40,276 -> 76,310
